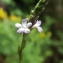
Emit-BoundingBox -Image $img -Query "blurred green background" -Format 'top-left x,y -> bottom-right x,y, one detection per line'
0,0 -> 63,63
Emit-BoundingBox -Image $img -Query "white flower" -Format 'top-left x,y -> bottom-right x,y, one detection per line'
15,18 -> 32,34
32,20 -> 43,32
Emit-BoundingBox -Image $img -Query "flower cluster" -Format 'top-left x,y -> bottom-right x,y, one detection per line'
15,18 -> 43,34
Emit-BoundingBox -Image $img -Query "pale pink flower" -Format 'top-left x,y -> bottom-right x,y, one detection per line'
15,18 -> 32,34
32,20 -> 43,32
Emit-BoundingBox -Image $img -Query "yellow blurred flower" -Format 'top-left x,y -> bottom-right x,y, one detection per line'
47,31 -> 52,37
39,32 -> 46,38
39,31 -> 52,38
9,14 -> 22,22
0,7 -> 7,19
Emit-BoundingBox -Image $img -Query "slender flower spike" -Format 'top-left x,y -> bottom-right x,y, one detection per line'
15,18 -> 32,34
32,20 -> 43,32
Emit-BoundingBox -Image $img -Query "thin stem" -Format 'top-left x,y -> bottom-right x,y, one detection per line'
18,33 -> 26,63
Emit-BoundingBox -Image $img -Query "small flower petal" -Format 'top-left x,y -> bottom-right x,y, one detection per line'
24,29 -> 30,34
36,20 -> 42,26
27,22 -> 32,28
37,27 -> 43,32
15,23 -> 22,28
22,18 -> 29,28
22,18 -> 28,25
17,28 -> 24,34
32,20 -> 42,28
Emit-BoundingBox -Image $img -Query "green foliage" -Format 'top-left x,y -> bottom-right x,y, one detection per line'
0,0 -> 63,63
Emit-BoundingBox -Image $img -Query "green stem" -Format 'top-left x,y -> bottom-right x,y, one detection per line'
18,34 -> 26,63
29,0 -> 49,22
18,0 -> 49,63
